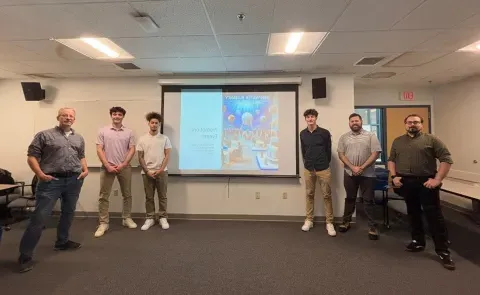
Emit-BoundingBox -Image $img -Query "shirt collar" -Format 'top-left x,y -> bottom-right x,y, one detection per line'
110,125 -> 125,131
55,126 -> 75,134
406,131 -> 423,139
350,128 -> 365,135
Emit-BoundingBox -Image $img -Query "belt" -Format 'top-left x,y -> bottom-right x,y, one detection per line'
49,172 -> 80,178
398,175 -> 435,180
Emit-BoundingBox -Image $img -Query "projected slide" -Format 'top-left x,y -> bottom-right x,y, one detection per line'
163,86 -> 298,176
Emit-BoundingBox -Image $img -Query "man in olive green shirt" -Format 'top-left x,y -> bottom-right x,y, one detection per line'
388,114 -> 455,271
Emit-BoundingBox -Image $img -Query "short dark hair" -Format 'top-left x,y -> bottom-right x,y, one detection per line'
146,112 -> 162,122
303,109 -> 318,117
404,114 -> 424,124
349,113 -> 362,121
110,106 -> 126,116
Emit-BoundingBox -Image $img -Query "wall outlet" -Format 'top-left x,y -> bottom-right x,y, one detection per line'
113,189 -> 119,196
255,192 -> 260,199
282,192 -> 288,199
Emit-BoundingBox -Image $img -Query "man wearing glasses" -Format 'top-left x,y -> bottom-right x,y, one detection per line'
388,114 -> 455,270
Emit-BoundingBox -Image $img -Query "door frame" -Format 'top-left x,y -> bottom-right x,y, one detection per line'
354,105 -> 432,164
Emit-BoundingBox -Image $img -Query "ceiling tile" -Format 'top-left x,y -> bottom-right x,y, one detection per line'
412,28 -> 480,52
332,0 -> 424,31
0,61 -> 35,73
317,30 -> 440,54
19,60 -> 119,74
204,0 -> 275,34
131,0 -> 213,36
264,56 -> 309,71
217,34 -> 269,56
0,0 -> 131,5
392,0 -> 480,30
0,68 -> 27,79
0,42 -> 45,61
134,57 -> 226,73
271,0 -> 348,33
224,57 -> 265,71
457,13 -> 480,28
114,36 -> 221,58
10,40 -> 88,60
310,53 -> 398,68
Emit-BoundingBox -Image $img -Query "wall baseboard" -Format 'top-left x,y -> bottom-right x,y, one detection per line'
57,211 -> 352,223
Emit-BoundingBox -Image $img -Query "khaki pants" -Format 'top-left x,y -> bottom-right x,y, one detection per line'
142,171 -> 168,219
98,166 -> 132,224
304,168 -> 334,223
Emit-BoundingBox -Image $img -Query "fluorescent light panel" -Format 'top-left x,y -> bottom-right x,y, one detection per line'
457,40 -> 480,53
268,32 -> 328,56
54,37 -> 134,60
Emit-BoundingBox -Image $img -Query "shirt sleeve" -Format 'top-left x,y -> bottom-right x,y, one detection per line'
165,137 -> 172,149
27,132 -> 45,160
325,130 -> 332,163
136,137 -> 144,152
337,135 -> 345,153
388,139 -> 397,162
129,131 -> 136,148
78,136 -> 86,159
432,136 -> 453,164
370,133 -> 382,153
96,128 -> 104,145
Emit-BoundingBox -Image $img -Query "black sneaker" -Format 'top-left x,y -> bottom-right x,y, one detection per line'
338,222 -> 351,233
405,240 -> 425,252
54,240 -> 82,251
18,257 -> 34,273
438,253 -> 456,270
368,227 -> 379,240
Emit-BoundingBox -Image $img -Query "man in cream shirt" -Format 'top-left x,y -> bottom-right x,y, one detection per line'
137,112 -> 172,231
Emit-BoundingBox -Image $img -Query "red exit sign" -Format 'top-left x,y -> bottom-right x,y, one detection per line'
401,91 -> 415,101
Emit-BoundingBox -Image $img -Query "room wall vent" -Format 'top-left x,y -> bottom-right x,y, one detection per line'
355,56 -> 385,66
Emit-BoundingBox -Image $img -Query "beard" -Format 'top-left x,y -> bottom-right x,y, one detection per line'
350,124 -> 361,132
408,127 -> 419,134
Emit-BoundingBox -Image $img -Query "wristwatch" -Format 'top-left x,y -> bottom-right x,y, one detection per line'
390,175 -> 397,179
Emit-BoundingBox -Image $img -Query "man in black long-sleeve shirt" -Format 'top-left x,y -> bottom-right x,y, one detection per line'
299,109 -> 336,236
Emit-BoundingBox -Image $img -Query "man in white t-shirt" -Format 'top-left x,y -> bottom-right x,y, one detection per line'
137,112 -> 172,231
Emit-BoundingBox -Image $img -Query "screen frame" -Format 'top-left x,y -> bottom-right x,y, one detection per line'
161,84 -> 300,178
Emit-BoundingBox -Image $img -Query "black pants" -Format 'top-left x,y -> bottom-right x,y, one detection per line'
343,172 -> 376,227
396,176 -> 449,254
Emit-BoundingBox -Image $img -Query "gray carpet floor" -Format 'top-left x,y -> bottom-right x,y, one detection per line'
0,214 -> 479,295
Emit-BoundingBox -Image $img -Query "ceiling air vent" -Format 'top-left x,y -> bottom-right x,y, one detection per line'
115,63 -> 141,70
355,56 -> 385,66
362,72 -> 396,79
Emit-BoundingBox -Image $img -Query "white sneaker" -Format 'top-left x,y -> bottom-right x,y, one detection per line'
159,218 -> 170,230
122,218 -> 137,229
326,223 -> 337,237
141,219 -> 155,231
301,220 -> 313,232
94,224 -> 109,238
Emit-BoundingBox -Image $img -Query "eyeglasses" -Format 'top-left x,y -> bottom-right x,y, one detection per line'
406,121 -> 421,125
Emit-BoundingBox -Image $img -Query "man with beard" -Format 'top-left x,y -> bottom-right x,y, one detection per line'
19,107 -> 88,273
388,114 -> 455,270
95,106 -> 137,237
137,112 -> 172,231
337,113 -> 382,239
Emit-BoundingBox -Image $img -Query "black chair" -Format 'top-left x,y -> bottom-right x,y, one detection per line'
2,176 -> 38,231
373,167 -> 404,229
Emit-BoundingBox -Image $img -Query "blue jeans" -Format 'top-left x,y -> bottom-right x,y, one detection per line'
19,175 -> 83,259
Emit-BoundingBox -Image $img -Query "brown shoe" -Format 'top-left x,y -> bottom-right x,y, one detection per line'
368,227 -> 379,240
338,222 -> 351,233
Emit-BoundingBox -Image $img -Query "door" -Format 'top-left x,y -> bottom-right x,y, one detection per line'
385,107 -> 430,157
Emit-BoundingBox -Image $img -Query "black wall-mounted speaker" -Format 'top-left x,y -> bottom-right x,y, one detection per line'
312,77 -> 326,99
21,82 -> 45,101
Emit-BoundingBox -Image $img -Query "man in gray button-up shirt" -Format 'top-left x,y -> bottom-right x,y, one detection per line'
18,107 -> 88,273
337,113 -> 381,240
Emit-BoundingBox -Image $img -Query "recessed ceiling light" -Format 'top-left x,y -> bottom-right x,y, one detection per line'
267,32 -> 329,56
53,37 -> 134,60
457,41 -> 480,53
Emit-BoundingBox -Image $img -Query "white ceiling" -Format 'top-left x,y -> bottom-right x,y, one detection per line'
0,0 -> 479,86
